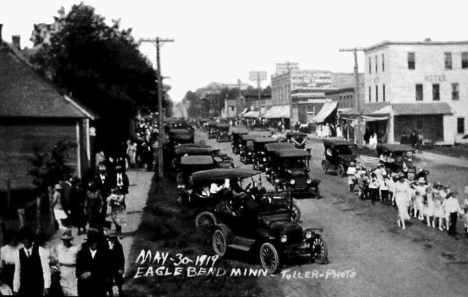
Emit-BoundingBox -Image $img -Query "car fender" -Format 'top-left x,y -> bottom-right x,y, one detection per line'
214,223 -> 234,243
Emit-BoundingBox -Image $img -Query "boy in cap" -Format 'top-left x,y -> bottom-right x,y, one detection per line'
442,192 -> 463,236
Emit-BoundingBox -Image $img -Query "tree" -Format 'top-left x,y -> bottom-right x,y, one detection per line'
29,3 -> 164,146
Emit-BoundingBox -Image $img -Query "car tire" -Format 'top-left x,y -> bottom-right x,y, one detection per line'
195,211 -> 217,228
259,242 -> 281,274
337,164 -> 345,178
291,202 -> 301,223
309,237 -> 328,264
212,229 -> 228,257
321,160 -> 328,174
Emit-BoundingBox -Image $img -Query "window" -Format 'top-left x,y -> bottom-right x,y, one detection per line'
416,119 -> 423,130
375,85 -> 379,102
408,52 -> 415,69
375,56 -> 378,73
230,106 -> 235,111
369,57 -> 372,73
445,52 -> 452,70
462,52 -> 468,69
458,118 -> 465,134
383,84 -> 386,101
452,83 -> 459,100
416,84 -> 423,101
432,84 -> 440,101
382,54 -> 385,71
369,86 -> 371,101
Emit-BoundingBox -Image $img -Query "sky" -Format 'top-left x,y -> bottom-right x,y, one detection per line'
2,0 -> 468,102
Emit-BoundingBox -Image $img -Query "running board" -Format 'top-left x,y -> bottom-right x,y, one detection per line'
227,244 -> 251,252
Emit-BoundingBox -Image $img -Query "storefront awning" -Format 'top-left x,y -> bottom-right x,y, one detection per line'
311,101 -> 338,123
240,108 -> 249,116
243,110 -> 259,118
264,105 -> 290,118
340,102 -> 391,120
393,103 -> 452,116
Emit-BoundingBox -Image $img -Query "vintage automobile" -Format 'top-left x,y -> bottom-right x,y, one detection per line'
176,156 -> 218,198
230,128 -> 249,154
376,144 -> 417,180
210,189 -> 327,273
270,149 -> 320,199
264,143 -> 297,178
321,140 -> 358,178
215,122 -> 231,142
286,131 -> 308,149
251,138 -> 279,171
239,135 -> 257,164
172,147 -> 234,172
207,121 -> 219,139
167,128 -> 195,145
198,118 -> 209,130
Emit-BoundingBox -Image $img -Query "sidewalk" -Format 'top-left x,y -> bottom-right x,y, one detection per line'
417,151 -> 468,168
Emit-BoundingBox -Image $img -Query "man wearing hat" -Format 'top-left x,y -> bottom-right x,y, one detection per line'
76,229 -> 109,297
94,161 -> 112,225
104,230 -> 124,297
13,228 -> 51,297
51,229 -> 79,296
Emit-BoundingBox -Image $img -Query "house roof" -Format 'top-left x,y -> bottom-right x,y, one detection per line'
392,103 -> 452,116
365,40 -> 468,52
0,42 -> 96,119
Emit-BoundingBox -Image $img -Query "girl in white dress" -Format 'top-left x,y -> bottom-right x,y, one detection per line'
347,162 -> 357,192
432,188 -> 445,230
412,178 -> 427,220
423,187 -> 434,227
394,174 -> 412,229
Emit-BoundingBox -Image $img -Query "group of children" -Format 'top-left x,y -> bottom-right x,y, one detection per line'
347,161 -> 468,234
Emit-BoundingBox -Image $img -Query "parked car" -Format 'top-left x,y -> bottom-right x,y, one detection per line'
269,149 -> 320,199
264,143 -> 296,177
321,140 -> 357,178
207,121 -> 219,139
215,122 -> 231,142
210,189 -> 327,273
376,144 -> 416,180
286,131 -> 308,149
251,138 -> 279,171
230,128 -> 249,154
239,135 -> 257,164
176,155 -> 218,200
172,147 -> 234,172
167,128 -> 195,145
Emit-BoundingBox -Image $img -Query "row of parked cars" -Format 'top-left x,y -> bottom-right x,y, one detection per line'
164,121 -> 328,273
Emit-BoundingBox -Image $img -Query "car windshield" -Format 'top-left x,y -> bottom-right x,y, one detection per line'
281,158 -> 307,169
335,145 -> 353,155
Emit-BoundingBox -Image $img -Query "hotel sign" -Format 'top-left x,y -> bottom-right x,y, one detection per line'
424,75 -> 446,82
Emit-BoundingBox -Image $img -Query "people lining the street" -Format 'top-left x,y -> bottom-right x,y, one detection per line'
0,235 -> 22,289
53,183 -> 68,230
50,229 -> 79,296
394,173 -> 412,229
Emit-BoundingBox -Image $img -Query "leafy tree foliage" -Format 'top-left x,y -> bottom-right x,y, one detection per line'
29,3 -> 170,145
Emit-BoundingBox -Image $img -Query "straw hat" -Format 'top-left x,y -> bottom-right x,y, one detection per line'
418,177 -> 426,184
60,229 -> 74,240
54,184 -> 62,191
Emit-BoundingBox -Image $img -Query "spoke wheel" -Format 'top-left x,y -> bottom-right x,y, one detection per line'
259,242 -> 281,274
337,164 -> 345,178
212,230 -> 227,257
195,212 -> 216,228
291,202 -> 301,223
310,237 -> 328,264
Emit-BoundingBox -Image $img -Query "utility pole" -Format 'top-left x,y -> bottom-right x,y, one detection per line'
339,47 -> 364,146
249,71 -> 267,117
139,37 -> 174,178
237,79 -> 242,118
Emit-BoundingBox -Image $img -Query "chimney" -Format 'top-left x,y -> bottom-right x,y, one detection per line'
12,35 -> 21,50
0,24 -> 3,41
424,38 -> 432,42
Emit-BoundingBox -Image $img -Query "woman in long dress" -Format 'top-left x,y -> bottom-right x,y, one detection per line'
50,229 -> 79,296
423,186 -> 435,227
394,174 -> 412,229
412,178 -> 427,220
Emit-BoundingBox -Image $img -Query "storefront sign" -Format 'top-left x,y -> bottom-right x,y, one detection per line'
424,75 -> 446,82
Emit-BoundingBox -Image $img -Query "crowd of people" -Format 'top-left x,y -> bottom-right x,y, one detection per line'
347,161 -> 468,234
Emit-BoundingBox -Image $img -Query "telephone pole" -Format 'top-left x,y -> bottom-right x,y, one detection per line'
339,47 -> 364,146
139,37 -> 174,178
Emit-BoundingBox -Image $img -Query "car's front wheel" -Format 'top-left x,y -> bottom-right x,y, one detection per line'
337,164 -> 345,178
259,242 -> 281,274
309,237 -> 328,264
195,211 -> 217,228
291,202 -> 301,223
212,230 -> 228,257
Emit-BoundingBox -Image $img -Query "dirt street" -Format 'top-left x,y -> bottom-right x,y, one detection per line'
198,130 -> 468,297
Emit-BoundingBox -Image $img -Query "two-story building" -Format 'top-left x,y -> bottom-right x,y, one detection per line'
343,39 -> 467,144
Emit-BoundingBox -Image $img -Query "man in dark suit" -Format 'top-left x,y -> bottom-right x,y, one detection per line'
95,161 -> 112,225
13,228 -> 51,297
105,230 -> 125,297
76,229 -> 109,297
111,160 -> 129,195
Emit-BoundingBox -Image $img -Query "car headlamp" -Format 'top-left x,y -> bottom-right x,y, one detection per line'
263,158 -> 266,162
275,179 -> 280,184
307,179 -> 312,184
280,235 -> 288,243
305,230 -> 312,239
248,152 -> 251,155
290,179 -> 296,185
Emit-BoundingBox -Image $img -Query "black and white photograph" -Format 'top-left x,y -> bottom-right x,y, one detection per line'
1,1 -> 468,296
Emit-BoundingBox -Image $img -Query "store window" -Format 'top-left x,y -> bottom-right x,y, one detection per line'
445,52 -> 452,70
452,83 -> 459,100
458,118 -> 465,134
375,85 -> 378,102
369,57 -> 372,74
375,56 -> 378,73
408,52 -> 415,70
383,84 -> 386,102
432,84 -> 440,101
382,53 -> 385,72
462,52 -> 468,69
416,84 -> 423,101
